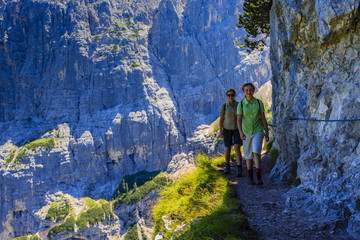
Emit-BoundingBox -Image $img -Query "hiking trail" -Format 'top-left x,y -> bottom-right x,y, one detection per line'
223,153 -> 356,240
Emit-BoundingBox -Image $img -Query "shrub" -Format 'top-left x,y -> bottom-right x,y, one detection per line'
269,147 -> 279,164
24,138 -> 55,150
124,224 -> 139,240
46,201 -> 70,222
264,139 -> 274,152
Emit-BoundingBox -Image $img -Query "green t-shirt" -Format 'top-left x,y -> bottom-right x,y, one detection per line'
220,102 -> 239,130
236,97 -> 265,135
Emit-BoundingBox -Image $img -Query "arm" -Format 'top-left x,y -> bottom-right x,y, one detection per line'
260,112 -> 269,142
219,113 -> 224,138
237,114 -> 246,140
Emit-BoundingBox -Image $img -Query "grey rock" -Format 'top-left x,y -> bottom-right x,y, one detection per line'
270,0 -> 360,237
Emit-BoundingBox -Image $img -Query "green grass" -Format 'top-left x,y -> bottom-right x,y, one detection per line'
76,198 -> 113,231
124,224 -> 139,240
113,173 -> 169,206
5,148 -> 17,166
24,138 -> 55,150
14,150 -> 29,165
11,235 -> 41,240
46,201 -> 70,222
47,213 -> 75,239
153,153 -> 248,239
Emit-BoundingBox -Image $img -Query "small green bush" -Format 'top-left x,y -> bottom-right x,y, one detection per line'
124,224 -> 139,240
264,139 -> 274,152
46,201 -> 70,222
24,138 -> 55,150
269,147 -> 279,164
47,214 -> 75,239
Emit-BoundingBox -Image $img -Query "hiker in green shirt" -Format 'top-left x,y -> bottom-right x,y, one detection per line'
220,89 -> 243,177
237,83 -> 269,185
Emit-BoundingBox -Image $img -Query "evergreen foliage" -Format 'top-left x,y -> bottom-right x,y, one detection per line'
112,171 -> 161,199
113,173 -> 169,206
236,0 -> 272,52
124,224 -> 139,240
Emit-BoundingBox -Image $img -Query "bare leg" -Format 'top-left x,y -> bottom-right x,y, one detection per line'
234,144 -> 242,166
254,153 -> 261,169
225,146 -> 231,164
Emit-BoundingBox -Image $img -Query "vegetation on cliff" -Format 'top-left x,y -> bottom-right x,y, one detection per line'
153,153 -> 249,239
236,0 -> 272,52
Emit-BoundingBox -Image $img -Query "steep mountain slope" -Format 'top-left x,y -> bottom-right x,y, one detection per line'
0,0 -> 271,238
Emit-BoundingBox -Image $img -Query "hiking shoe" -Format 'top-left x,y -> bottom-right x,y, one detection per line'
224,163 -> 230,174
236,165 -> 242,177
256,180 -> 264,185
256,169 -> 263,185
248,169 -> 254,185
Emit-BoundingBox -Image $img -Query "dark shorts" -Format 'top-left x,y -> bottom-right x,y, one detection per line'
223,128 -> 242,147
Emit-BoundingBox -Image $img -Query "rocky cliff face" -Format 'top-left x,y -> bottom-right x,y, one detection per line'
270,0 -> 360,236
0,0 -> 271,238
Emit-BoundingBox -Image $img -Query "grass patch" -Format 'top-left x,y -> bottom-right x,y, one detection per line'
24,138 -> 55,150
11,235 -> 41,240
47,213 -> 75,239
14,150 -> 29,165
153,153 -> 249,239
124,224 -> 139,240
46,201 -> 70,222
5,148 -> 17,166
113,173 -> 169,206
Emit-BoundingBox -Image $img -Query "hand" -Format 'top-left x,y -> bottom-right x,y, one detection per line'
240,132 -> 246,140
220,131 -> 224,138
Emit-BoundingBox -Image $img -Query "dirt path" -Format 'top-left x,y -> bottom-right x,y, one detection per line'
224,154 -> 355,240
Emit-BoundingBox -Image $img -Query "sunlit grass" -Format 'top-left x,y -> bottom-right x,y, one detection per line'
153,153 -> 248,239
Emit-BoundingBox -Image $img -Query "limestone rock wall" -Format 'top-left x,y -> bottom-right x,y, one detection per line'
270,0 -> 360,236
0,0 -> 271,238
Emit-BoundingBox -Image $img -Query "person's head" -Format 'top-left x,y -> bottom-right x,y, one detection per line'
242,83 -> 255,97
226,89 -> 236,99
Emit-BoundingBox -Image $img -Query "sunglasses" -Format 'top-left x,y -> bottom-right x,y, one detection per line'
227,94 -> 235,97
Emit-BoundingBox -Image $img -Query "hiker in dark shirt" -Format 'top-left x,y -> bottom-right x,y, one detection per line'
220,89 -> 243,177
237,83 -> 269,185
